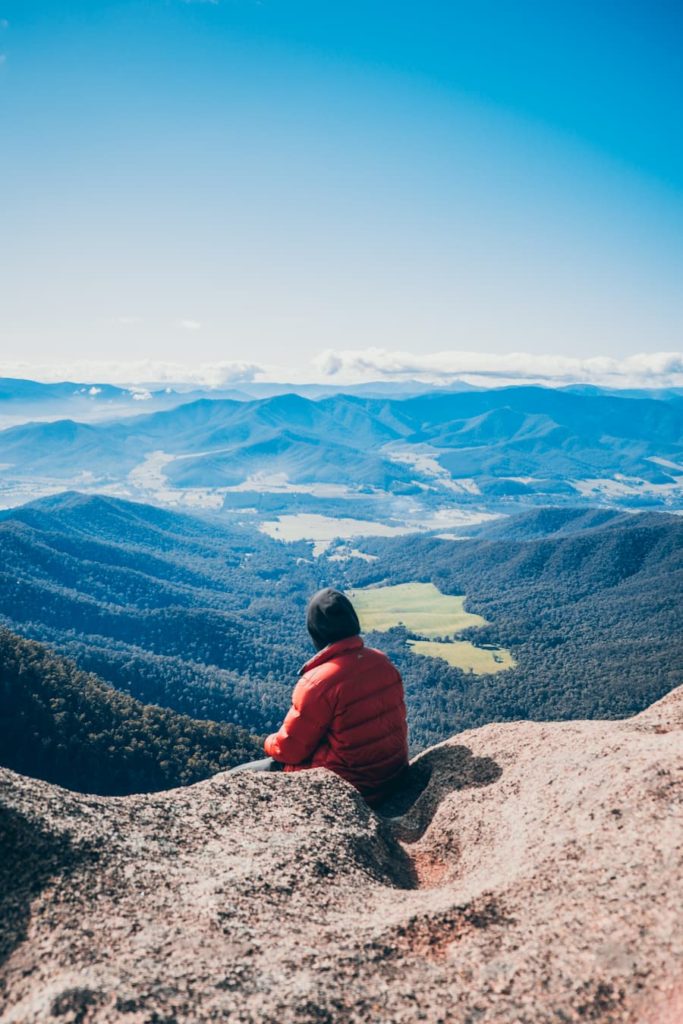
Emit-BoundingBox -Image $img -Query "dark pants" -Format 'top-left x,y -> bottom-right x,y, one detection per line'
227,756 -> 285,775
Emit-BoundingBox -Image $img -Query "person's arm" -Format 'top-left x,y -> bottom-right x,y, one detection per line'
264,673 -> 334,765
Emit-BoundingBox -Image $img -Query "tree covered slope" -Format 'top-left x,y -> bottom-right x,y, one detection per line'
0,628 -> 262,795
354,511 -> 683,744
0,494 -> 681,756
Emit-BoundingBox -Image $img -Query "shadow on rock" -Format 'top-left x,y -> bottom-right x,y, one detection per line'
0,804 -> 96,967
377,745 -> 502,844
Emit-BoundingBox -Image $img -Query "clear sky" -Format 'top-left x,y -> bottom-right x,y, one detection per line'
1,1 -> 682,386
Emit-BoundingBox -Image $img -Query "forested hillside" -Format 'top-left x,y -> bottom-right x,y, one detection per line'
0,491 -> 325,729
0,629 -> 262,794
1,493 -> 681,753
354,512 -> 683,744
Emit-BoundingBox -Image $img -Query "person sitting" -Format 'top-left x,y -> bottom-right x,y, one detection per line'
230,587 -> 409,807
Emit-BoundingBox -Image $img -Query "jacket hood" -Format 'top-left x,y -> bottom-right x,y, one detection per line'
306,588 -> 361,652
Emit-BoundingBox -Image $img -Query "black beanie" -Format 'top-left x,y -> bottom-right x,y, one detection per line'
306,588 -> 361,652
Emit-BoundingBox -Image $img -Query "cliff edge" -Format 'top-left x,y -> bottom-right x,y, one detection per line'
1,687 -> 682,1023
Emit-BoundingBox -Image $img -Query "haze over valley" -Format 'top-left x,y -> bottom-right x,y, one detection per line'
2,379 -> 683,556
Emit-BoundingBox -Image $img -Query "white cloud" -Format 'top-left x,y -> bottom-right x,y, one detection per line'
117,316 -> 144,326
178,319 -> 202,331
88,386 -> 102,396
3,351 -> 683,391
0,360 -> 265,389
312,348 -> 683,389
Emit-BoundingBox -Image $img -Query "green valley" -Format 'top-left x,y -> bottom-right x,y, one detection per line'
347,581 -> 515,674
0,494 -> 681,753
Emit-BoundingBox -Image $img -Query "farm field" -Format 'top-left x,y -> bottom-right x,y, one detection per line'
407,638 -> 516,674
347,581 -> 487,637
259,514 -> 413,555
347,581 -> 515,675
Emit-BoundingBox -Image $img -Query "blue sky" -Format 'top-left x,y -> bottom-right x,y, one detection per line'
1,0 -> 682,386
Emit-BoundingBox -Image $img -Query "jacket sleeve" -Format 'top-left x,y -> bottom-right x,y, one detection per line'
264,673 -> 334,765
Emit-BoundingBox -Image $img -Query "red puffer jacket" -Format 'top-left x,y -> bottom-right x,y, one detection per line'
264,635 -> 408,806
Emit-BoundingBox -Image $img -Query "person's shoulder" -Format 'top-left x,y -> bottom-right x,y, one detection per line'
359,645 -> 401,675
299,646 -> 368,689
296,661 -> 338,693
361,643 -> 392,660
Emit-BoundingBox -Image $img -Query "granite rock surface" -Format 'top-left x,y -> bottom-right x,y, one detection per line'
1,687 -> 682,1023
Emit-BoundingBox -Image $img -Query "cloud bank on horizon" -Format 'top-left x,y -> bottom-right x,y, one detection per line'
2,350 -> 683,391
313,349 -> 683,389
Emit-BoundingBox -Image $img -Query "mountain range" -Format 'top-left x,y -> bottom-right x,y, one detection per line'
1,386 -> 682,515
1,492 -> 680,752
0,375 -> 471,430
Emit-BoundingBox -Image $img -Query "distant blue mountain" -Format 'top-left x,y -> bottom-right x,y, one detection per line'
0,377 -> 130,402
0,385 -> 682,505
0,376 -> 252,428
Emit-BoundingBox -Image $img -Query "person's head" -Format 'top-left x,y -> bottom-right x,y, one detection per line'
306,588 -> 361,652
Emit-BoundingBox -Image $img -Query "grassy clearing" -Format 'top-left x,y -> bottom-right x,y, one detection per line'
260,514 -> 412,555
346,581 -> 487,638
407,639 -> 516,674
347,581 -> 515,676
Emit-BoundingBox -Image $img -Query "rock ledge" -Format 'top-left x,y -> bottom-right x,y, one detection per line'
2,688 -> 682,1023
